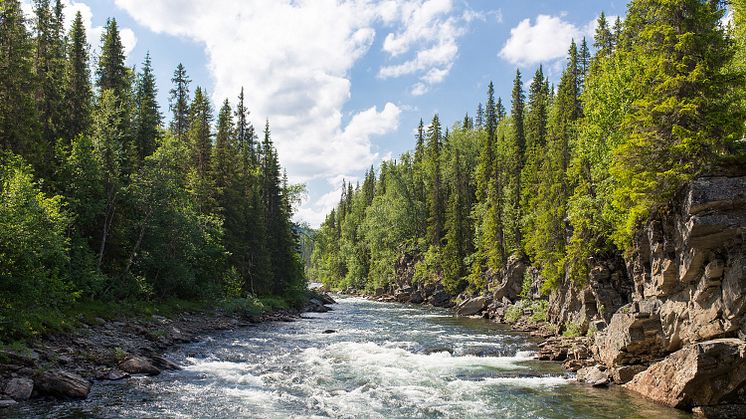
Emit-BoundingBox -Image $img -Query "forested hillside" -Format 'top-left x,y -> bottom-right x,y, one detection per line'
310,0 -> 746,299
0,0 -> 305,339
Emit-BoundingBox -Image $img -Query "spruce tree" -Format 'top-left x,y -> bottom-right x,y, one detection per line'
33,0 -> 67,151
96,18 -> 129,99
426,114 -> 445,247
187,87 -> 213,178
134,52 -> 161,160
594,12 -> 614,58
475,103 -> 484,129
0,0 -> 39,156
64,11 -> 92,139
169,63 -> 191,142
510,69 -> 526,251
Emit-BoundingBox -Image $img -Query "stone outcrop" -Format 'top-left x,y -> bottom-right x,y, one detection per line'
34,370 -> 91,399
590,176 -> 746,409
491,255 -> 528,302
624,338 -> 746,408
548,256 -> 632,336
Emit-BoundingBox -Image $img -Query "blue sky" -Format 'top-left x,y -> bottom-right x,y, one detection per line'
28,0 -> 629,226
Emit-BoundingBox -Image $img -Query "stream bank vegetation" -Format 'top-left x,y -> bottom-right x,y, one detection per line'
0,0 -> 308,343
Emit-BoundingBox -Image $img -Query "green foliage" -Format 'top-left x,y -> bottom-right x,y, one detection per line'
563,321 -> 583,337
504,305 -> 523,324
0,152 -> 72,339
0,2 -> 308,342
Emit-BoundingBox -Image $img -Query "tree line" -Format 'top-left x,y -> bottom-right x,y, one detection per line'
310,0 -> 746,297
0,0 -> 305,339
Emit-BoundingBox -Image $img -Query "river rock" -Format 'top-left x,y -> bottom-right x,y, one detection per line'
456,296 -> 489,316
0,396 -> 17,408
35,370 -> 91,399
3,377 -> 33,400
151,355 -> 181,371
119,355 -> 161,376
576,366 -> 610,387
428,290 -> 453,308
624,338 -> 746,408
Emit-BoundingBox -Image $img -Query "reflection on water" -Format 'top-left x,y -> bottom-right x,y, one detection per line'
8,296 -> 688,418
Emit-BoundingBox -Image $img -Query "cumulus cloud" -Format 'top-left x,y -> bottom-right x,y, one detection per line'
499,14 -> 593,67
22,0 -> 137,57
378,0 -> 486,95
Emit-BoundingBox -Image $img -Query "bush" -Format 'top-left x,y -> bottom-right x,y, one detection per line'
0,153 -> 73,339
504,304 -> 523,324
563,321 -> 583,337
530,300 -> 548,323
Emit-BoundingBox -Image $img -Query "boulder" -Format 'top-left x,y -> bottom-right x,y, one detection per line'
96,369 -> 130,381
576,366 -> 610,387
428,290 -> 452,307
456,296 -> 489,316
408,291 -> 424,304
3,377 -> 33,400
151,355 -> 181,371
624,338 -> 746,408
610,364 -> 647,384
119,355 -> 161,376
35,370 -> 91,399
0,396 -> 17,408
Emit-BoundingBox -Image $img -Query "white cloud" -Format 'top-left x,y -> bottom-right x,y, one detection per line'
115,0 -> 424,226
377,0 -> 487,95
22,0 -> 137,57
499,14 -> 592,67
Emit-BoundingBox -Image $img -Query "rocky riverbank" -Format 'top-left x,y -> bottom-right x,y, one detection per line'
0,293 -> 336,408
361,175 -> 746,417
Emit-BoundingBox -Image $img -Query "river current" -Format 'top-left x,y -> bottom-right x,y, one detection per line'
10,296 -> 686,418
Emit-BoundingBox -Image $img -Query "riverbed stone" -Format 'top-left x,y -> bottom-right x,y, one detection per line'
35,370 -> 91,399
576,366 -> 610,387
456,296 -> 489,316
3,377 -> 33,400
119,355 -> 161,376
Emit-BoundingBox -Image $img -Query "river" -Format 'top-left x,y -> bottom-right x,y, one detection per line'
9,296 -> 686,418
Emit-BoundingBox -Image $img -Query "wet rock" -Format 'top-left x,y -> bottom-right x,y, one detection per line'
318,293 -> 336,305
428,290 -> 453,308
0,396 -> 17,408
151,355 -> 181,371
119,355 -> 161,376
322,329 -> 337,334
576,366 -> 610,387
624,338 -> 746,409
456,296 -> 489,317
408,291 -> 424,304
35,370 -> 91,399
3,377 -> 34,400
96,369 -> 130,381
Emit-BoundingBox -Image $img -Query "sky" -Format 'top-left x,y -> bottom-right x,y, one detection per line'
23,0 -> 630,227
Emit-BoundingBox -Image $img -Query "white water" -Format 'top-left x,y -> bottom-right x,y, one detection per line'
9,296 -> 687,418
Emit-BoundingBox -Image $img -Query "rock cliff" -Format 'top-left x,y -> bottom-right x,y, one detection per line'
593,176 -> 746,409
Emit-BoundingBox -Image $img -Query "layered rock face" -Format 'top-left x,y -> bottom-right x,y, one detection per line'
548,256 -> 632,335
593,176 -> 746,408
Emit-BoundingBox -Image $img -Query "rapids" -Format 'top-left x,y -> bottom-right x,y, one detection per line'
8,296 -> 686,418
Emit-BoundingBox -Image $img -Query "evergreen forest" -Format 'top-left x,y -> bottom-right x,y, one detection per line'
0,0 -> 306,340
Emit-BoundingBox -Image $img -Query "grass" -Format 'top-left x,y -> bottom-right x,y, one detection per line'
1,290 -> 312,344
